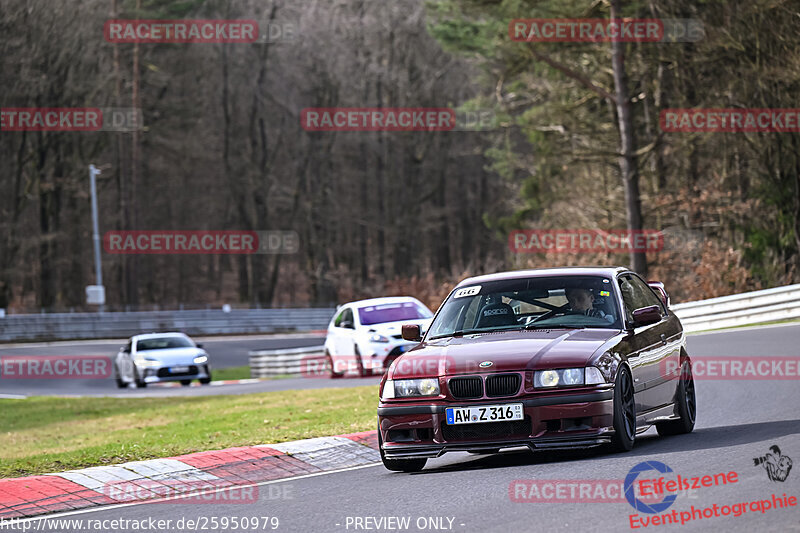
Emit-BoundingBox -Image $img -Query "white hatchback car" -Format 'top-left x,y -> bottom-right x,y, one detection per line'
114,332 -> 211,388
324,296 -> 433,377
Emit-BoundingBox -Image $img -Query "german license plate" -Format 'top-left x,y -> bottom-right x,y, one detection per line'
170,366 -> 189,373
445,403 -> 523,425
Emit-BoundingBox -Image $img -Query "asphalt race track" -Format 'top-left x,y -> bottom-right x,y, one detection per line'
13,323 -> 800,532
0,333 -> 352,398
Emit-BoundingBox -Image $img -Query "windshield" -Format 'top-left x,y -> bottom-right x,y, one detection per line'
136,336 -> 194,351
358,302 -> 432,326
427,275 -> 621,339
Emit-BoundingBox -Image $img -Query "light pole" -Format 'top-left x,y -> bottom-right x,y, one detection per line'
87,164 -> 106,311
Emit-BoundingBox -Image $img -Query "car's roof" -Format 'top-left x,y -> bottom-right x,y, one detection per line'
343,296 -> 424,308
455,266 -> 629,288
130,332 -> 191,341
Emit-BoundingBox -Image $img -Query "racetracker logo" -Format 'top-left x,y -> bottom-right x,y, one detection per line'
302,355 -> 502,378
0,108 -> 142,132
662,356 -> 800,380
0,356 -> 111,379
509,19 -> 703,43
509,479 -> 670,503
104,20 -> 258,43
103,230 -> 299,254
661,108 -> 800,132
101,479 -> 282,504
509,229 -> 663,254
302,108 -> 456,132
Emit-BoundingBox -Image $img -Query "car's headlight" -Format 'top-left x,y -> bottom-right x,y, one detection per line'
381,378 -> 440,400
193,355 -> 208,364
135,357 -> 161,367
369,333 -> 390,343
534,367 -> 606,388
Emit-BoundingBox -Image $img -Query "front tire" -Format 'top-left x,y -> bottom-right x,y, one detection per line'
355,346 -> 371,377
610,366 -> 636,452
133,367 -> 147,388
114,364 -> 127,389
326,352 -> 344,379
656,359 -> 696,436
199,367 -> 212,385
379,430 -> 427,472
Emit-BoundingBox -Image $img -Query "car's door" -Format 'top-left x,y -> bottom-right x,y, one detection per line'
336,307 -> 357,358
327,309 -> 344,356
627,274 -> 680,408
617,274 -> 672,413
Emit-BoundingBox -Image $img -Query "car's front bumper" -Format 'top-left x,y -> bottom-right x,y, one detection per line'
137,363 -> 210,383
379,388 -> 615,458
361,341 -> 416,370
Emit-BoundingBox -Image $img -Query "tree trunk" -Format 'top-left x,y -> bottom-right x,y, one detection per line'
610,0 -> 647,276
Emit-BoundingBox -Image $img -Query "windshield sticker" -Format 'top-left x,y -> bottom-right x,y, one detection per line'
454,286 -> 481,298
599,290 -> 610,296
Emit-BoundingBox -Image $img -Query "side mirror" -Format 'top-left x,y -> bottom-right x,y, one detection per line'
632,305 -> 662,327
119,346 -> 126,352
647,281 -> 670,309
340,320 -> 354,329
401,324 -> 422,342
195,343 -> 204,349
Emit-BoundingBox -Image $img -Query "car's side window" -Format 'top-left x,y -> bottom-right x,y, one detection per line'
627,275 -> 666,314
123,342 -> 131,353
619,274 -> 665,325
334,309 -> 345,327
340,308 -> 355,328
618,276 -> 639,324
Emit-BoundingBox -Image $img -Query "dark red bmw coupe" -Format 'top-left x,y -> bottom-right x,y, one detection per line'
377,267 -> 696,472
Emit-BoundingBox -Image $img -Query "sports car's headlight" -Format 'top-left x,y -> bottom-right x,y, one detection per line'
369,334 -> 390,343
534,367 -> 607,388
381,378 -> 440,400
193,355 -> 208,364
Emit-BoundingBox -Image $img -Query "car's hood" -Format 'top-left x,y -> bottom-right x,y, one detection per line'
134,347 -> 205,364
389,328 -> 622,378
363,318 -> 432,339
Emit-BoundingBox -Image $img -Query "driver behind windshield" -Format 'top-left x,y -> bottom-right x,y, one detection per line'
565,287 -> 613,323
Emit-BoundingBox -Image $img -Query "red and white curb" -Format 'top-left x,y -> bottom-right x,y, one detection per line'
0,431 -> 378,519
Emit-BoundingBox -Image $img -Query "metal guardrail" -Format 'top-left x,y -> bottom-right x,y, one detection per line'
249,346 -> 325,377
0,308 -> 335,342
671,284 -> 800,332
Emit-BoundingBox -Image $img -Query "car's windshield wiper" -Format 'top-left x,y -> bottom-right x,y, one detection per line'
524,323 -> 577,330
429,329 -> 480,340
429,327 -> 518,340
